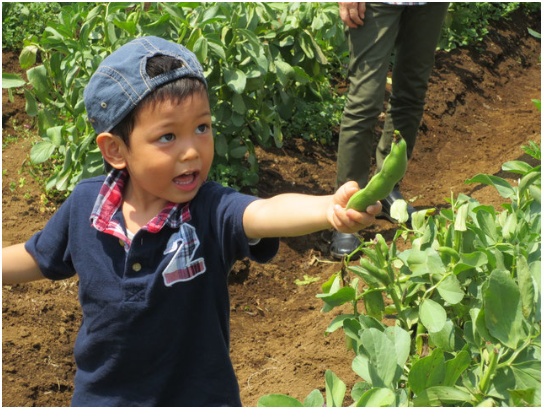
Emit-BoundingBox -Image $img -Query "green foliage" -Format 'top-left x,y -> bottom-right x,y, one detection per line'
3,2 -> 346,192
284,96 -> 346,145
262,143 -> 542,406
438,2 -> 540,51
2,2 -> 62,50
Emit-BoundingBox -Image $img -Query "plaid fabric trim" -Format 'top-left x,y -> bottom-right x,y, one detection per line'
90,169 -> 191,248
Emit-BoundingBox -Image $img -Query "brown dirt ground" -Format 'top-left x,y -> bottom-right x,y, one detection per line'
2,11 -> 541,407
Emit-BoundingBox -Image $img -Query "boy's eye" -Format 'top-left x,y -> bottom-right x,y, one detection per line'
158,133 -> 175,143
196,124 -> 209,134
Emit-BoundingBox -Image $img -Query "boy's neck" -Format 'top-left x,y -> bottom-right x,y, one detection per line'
122,179 -> 170,233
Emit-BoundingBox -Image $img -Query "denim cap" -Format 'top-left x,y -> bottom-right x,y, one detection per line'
84,36 -> 207,135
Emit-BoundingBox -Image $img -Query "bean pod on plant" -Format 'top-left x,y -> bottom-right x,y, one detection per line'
346,131 -> 408,212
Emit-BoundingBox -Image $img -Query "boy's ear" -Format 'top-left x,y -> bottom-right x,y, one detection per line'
96,133 -> 127,170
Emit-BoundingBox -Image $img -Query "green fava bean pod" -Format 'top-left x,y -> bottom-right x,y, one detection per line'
346,131 -> 408,212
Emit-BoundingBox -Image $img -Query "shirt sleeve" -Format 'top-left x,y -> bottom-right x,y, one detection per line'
24,188 -> 78,281
194,182 -> 279,266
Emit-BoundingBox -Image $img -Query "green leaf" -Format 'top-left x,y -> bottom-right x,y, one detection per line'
519,170 -> 541,199
465,174 -> 516,200
19,45 -> 38,69
413,386 -> 474,407
419,299 -> 447,333
316,287 -> 356,310
223,68 -> 247,94
325,314 -> 357,334
355,388 -> 396,407
193,36 -> 208,62
516,256 -> 535,319
484,270 -> 523,349
502,160 -> 534,175
46,126 -> 63,147
408,348 -> 445,395
361,328 -> 398,388
2,73 -> 26,89
428,319 -> 457,352
325,370 -> 346,408
24,89 -> 38,117
26,65 -> 50,103
443,350 -> 471,386
351,382 -> 372,403
303,389 -> 324,407
275,60 -> 295,87
383,326 -> 411,368
436,274 -> 464,304
257,394 -> 303,407
402,248 -> 445,277
30,141 -> 56,164
476,209 -> 498,244
454,203 -> 469,231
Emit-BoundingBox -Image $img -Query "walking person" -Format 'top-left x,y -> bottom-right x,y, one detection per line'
331,2 -> 450,258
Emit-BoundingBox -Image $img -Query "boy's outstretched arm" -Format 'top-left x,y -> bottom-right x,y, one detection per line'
2,243 -> 45,284
243,181 -> 382,239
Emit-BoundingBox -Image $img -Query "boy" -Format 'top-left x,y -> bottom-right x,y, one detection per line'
2,36 -> 381,406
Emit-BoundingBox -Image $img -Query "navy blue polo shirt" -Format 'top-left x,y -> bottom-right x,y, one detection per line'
25,173 -> 279,407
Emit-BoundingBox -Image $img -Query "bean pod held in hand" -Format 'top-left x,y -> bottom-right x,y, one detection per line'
346,131 -> 408,212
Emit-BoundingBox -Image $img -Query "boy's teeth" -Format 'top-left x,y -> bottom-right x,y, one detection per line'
174,173 -> 195,184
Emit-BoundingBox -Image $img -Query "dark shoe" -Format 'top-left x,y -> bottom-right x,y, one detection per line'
330,231 -> 361,260
378,189 -> 415,225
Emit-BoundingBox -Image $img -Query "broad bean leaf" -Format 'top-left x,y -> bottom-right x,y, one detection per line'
355,388 -> 396,407
325,370 -> 346,408
383,327 -> 411,368
443,350 -> 471,386
484,270 -> 524,349
436,274 -> 464,304
303,389 -> 324,408
257,394 -> 303,407
26,65 -> 50,103
516,256 -> 535,319
30,141 -> 56,164
2,73 -> 26,89
502,160 -> 534,175
400,247 -> 445,277
428,319 -> 458,352
361,328 -> 398,388
465,174 -> 516,199
413,386 -> 474,407
419,299 -> 447,333
223,68 -> 247,94
408,348 -> 445,395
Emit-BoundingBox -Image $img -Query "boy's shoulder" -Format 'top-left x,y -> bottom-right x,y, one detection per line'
70,174 -> 108,199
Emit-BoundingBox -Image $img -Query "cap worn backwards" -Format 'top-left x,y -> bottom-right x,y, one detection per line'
84,36 -> 207,135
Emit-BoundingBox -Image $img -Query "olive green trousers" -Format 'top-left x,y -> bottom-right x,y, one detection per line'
336,2 -> 449,190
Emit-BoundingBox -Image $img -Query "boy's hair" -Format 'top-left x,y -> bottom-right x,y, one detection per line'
110,55 -> 207,147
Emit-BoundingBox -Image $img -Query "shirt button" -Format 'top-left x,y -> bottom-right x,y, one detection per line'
119,239 -> 125,247
132,263 -> 142,272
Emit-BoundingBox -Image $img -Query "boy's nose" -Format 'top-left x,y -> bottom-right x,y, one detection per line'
180,144 -> 199,162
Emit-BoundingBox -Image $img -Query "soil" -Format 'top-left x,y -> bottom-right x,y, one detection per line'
2,11 -> 541,407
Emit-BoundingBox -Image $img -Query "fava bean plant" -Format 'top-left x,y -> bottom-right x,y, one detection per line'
259,142 -> 541,407
2,2 -> 347,192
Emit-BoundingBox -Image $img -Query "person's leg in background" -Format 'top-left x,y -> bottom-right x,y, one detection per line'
375,3 -> 450,220
332,3 -> 404,258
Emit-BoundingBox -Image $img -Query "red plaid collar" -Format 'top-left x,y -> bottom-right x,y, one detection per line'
90,169 -> 191,247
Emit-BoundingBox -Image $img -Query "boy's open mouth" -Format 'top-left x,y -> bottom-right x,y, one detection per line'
173,171 -> 199,191
174,171 -> 198,184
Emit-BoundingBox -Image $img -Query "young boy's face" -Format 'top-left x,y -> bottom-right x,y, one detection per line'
121,91 -> 214,205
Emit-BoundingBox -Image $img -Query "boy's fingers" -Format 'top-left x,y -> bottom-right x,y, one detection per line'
365,201 -> 382,215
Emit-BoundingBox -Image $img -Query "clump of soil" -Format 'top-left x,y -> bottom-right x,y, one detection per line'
2,10 -> 541,407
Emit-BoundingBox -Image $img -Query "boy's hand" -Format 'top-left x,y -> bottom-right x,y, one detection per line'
328,181 -> 381,233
